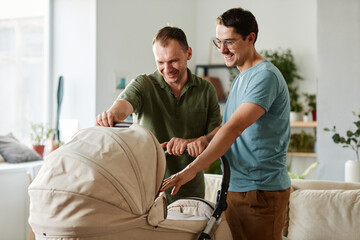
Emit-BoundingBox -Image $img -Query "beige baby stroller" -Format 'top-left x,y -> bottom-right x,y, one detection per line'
28,123 -> 232,240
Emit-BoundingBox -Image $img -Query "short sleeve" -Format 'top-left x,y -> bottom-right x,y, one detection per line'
117,77 -> 144,113
243,70 -> 279,112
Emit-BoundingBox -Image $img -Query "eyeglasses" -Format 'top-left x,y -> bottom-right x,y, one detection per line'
213,38 -> 240,49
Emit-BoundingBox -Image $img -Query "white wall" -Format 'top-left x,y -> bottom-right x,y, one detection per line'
52,0 -> 96,130
95,0 -> 197,114
317,0 -> 360,181
53,0 -> 317,129
195,0 -> 317,97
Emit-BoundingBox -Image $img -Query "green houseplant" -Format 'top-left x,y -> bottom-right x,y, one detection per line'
287,161 -> 319,179
324,111 -> 360,182
303,93 -> 316,121
324,111 -> 360,161
288,130 -> 316,153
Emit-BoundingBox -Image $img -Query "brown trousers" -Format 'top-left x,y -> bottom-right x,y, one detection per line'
225,188 -> 290,240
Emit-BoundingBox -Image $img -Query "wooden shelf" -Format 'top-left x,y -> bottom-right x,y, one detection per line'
287,152 -> 317,157
290,121 -> 317,128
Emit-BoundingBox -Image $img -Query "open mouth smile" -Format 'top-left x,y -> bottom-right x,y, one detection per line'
224,53 -> 234,61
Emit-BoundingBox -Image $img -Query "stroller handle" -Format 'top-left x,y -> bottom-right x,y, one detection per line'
165,148 -> 230,240
113,121 -> 133,128
198,155 -> 230,240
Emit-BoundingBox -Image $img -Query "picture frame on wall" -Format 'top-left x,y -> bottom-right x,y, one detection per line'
114,73 -> 129,93
209,37 -> 225,65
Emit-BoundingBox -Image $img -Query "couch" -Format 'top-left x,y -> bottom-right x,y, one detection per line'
204,174 -> 360,240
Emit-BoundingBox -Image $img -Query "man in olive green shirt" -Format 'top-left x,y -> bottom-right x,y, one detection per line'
96,26 -> 222,203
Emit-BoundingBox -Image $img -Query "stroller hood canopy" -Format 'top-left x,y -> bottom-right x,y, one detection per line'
29,124 -> 166,236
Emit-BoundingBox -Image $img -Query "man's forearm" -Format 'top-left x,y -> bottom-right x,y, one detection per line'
108,100 -> 134,121
204,125 -> 221,143
188,123 -> 239,173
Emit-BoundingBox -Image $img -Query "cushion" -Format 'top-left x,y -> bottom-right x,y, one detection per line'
287,189 -> 360,240
0,133 -> 42,163
204,173 -> 222,202
168,198 -> 214,219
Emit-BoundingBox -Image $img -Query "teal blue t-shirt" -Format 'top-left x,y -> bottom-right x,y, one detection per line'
223,60 -> 291,192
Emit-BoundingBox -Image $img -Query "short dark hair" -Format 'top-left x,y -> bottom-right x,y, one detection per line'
217,8 -> 258,44
152,26 -> 189,51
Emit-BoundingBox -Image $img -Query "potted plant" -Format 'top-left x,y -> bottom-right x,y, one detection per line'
324,111 -> 360,182
288,131 -> 315,153
30,123 -> 55,157
303,93 -> 316,121
289,87 -> 303,121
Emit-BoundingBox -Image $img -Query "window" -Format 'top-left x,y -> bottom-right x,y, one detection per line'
0,1 -> 47,143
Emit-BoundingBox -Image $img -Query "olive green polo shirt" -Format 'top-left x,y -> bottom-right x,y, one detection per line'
118,68 -> 222,203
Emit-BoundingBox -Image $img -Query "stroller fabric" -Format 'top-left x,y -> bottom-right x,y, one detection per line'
28,124 -> 232,240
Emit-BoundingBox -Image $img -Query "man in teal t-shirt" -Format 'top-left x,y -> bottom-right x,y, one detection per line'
223,60 -> 290,193
161,8 -> 291,240
96,26 -> 222,204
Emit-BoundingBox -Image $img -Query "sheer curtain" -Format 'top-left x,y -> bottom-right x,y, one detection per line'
0,1 -> 47,145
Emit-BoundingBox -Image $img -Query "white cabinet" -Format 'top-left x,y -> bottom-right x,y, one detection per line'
0,161 -> 43,240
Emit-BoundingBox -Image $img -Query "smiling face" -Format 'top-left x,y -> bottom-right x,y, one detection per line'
153,39 -> 192,87
216,24 -> 254,71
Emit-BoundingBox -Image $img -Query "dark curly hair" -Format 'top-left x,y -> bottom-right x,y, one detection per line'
217,8 -> 259,44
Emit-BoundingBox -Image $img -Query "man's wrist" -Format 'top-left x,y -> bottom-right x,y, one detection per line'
187,162 -> 199,176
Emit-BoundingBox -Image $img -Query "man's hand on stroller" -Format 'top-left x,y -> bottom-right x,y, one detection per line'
161,136 -> 209,157
160,164 -> 198,195
186,136 -> 209,157
95,100 -> 134,127
161,137 -> 193,156
96,111 -> 116,127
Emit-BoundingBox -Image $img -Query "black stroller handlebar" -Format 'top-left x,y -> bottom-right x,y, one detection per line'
113,122 -> 230,240
165,149 -> 230,240
198,155 -> 230,240
113,121 -> 133,128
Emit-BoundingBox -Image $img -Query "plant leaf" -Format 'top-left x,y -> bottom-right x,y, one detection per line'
301,162 -> 319,177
